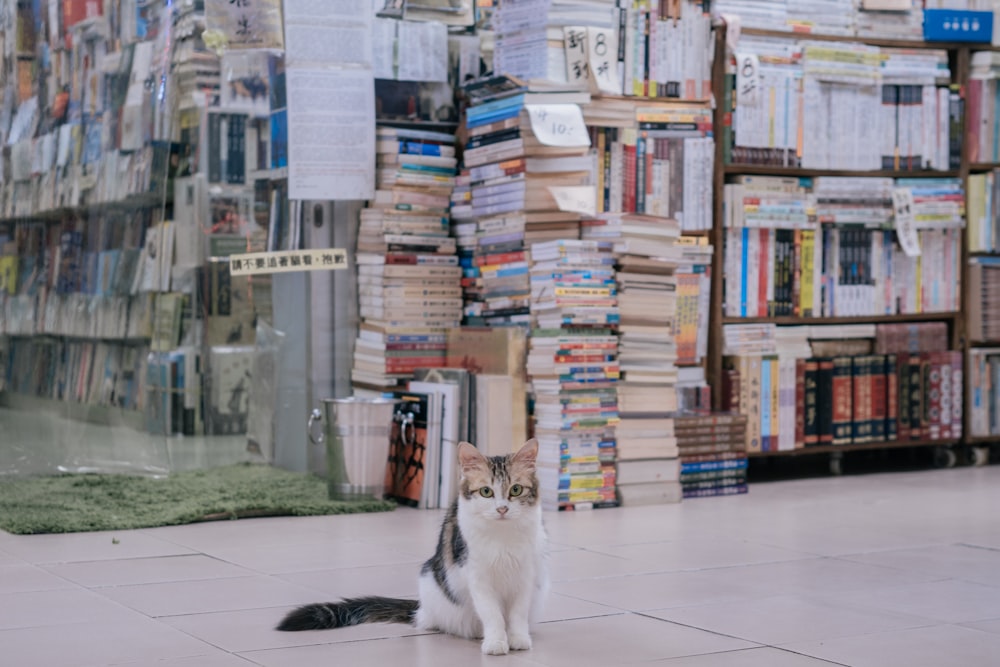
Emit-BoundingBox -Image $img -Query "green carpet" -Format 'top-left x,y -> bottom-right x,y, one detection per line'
0,463 -> 396,535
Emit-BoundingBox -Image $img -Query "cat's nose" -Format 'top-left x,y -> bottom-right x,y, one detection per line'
496,506 -> 508,515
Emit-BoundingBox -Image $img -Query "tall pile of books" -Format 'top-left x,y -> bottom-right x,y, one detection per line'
352,126 -> 462,390
454,76 -> 591,328
677,414 -> 748,499
610,214 -> 685,505
527,240 -> 620,511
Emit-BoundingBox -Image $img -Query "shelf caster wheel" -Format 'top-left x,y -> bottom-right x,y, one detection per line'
971,446 -> 990,467
829,451 -> 844,476
933,447 -> 957,469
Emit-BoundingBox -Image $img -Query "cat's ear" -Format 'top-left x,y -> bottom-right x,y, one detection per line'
512,438 -> 539,466
457,441 -> 486,473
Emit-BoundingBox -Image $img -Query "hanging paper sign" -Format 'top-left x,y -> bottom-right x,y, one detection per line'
525,104 -> 591,148
548,186 -> 597,217
735,52 -> 761,107
892,187 -> 922,257
587,27 -> 622,95
205,0 -> 285,51
563,27 -> 589,87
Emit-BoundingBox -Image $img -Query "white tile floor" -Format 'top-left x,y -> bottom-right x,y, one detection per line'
2,465 -> 1000,666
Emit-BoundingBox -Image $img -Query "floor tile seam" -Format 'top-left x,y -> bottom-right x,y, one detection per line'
642,605 -> 946,649
232,630 -> 438,658
630,611 -> 767,647
825,553 -> 962,582
149,602 -> 324,620
64,572 -> 257,590
564,558 -> 830,581
957,542 -> 1000,554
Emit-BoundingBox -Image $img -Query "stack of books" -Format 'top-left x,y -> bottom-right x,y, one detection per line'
527,240 -> 621,511
969,258 -> 1000,343
609,213 -> 686,505
676,414 -> 748,499
352,126 -> 462,390
968,347 -> 1000,439
615,411 -> 680,505
454,75 -> 592,328
856,1 -> 924,40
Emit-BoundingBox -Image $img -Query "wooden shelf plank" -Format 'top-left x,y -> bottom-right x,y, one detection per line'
723,164 -> 960,178
748,438 -> 961,458
722,312 -> 960,326
740,27 -> 993,51
964,435 -> 999,445
969,162 -> 1000,172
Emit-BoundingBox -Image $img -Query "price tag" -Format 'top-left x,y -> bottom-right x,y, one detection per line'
892,187 -> 921,257
548,185 -> 597,217
587,27 -> 622,96
735,52 -> 761,107
563,26 -> 589,87
525,104 -> 591,148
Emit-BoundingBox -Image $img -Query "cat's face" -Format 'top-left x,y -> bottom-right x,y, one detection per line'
457,439 -> 539,523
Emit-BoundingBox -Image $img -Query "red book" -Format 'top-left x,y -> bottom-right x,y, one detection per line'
795,358 -> 806,448
758,229 -> 770,317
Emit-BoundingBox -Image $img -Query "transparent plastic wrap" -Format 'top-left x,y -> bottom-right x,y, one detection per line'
247,320 -> 285,462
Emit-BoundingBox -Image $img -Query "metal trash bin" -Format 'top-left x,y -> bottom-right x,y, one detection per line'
308,397 -> 398,501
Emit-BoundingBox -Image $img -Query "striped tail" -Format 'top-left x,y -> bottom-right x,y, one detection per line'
276,596 -> 419,631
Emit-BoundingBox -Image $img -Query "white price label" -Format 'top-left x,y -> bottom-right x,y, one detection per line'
735,52 -> 761,107
892,188 -> 921,258
548,185 -> 597,217
525,104 -> 591,148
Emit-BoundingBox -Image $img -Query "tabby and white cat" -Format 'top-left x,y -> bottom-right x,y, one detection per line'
277,438 -> 549,656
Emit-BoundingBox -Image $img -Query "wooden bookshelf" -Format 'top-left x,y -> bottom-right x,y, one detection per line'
740,27 -> 995,52
709,23 -> 988,468
721,313 -> 961,326
722,165 -> 961,179
747,438 -> 961,458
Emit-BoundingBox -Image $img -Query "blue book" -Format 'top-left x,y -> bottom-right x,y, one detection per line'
466,93 -> 526,123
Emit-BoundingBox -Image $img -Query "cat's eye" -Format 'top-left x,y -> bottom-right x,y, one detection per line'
510,484 -> 524,497
479,487 -> 494,498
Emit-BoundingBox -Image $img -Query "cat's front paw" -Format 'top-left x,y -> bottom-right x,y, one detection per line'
481,637 -> 509,655
508,632 -> 532,651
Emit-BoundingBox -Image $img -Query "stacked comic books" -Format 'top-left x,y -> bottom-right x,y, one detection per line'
352,126 -> 462,390
527,239 -> 621,511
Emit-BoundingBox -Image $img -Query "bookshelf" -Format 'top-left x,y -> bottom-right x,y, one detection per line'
708,20 -> 985,469
0,1 -> 281,447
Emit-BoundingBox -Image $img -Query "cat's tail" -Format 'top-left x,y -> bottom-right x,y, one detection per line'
275,596 -> 419,631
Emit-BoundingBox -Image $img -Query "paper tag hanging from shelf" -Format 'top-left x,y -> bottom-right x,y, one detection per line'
892,187 -> 921,257
587,26 -> 621,96
563,27 -> 590,87
734,52 -> 761,107
525,104 -> 591,147
548,185 -> 597,217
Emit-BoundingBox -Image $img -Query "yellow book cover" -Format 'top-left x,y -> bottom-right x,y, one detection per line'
0,256 -> 17,294
800,229 -> 815,317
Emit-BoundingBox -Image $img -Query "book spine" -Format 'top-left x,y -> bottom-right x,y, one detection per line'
795,358 -> 806,449
886,353 -> 898,442
834,356 -> 854,446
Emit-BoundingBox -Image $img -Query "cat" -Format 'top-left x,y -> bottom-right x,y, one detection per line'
276,438 -> 549,656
